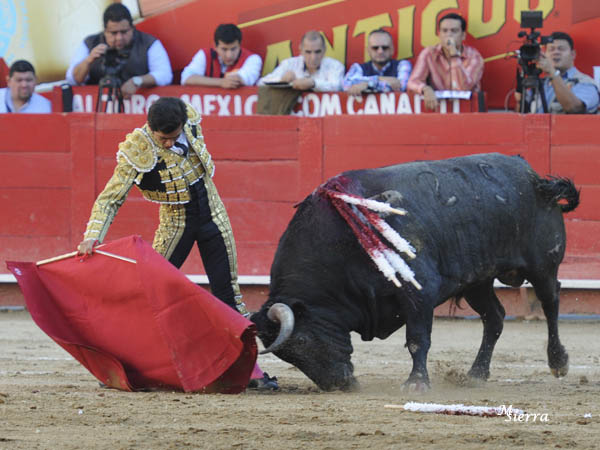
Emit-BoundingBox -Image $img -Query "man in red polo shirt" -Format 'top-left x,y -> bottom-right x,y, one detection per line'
407,12 -> 484,111
181,24 -> 262,89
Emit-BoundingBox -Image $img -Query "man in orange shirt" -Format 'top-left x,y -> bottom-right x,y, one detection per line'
407,12 -> 484,111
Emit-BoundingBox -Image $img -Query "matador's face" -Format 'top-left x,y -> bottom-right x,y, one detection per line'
151,125 -> 184,149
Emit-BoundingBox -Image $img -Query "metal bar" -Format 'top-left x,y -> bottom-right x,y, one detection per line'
94,250 -> 137,264
36,251 -> 78,266
36,249 -> 136,266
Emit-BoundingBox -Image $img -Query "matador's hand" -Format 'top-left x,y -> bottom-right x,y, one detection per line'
77,238 -> 97,255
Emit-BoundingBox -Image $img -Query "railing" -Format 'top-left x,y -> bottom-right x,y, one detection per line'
52,85 -> 486,116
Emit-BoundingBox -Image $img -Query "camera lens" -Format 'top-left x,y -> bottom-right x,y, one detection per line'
520,43 -> 539,61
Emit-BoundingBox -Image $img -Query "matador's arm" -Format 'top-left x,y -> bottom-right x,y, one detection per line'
82,155 -> 139,243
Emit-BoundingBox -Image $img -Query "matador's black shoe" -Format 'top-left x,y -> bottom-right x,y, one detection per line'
248,372 -> 279,391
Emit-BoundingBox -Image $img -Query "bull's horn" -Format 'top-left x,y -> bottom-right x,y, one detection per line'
260,303 -> 295,355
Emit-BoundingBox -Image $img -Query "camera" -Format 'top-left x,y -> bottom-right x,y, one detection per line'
517,11 -> 553,75
97,47 -> 129,113
101,48 -> 129,79
515,11 -> 553,113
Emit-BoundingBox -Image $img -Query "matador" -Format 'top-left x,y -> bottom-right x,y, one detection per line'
78,97 -> 247,313
78,97 -> 278,389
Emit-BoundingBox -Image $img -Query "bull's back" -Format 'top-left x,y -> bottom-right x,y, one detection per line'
349,153 -> 535,204
346,153 -> 564,285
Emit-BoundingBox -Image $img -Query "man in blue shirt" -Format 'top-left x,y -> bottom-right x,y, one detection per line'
0,60 -> 51,113
343,28 -> 412,96
534,31 -> 599,114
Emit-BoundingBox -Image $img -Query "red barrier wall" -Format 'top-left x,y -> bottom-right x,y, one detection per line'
2,113 -> 599,281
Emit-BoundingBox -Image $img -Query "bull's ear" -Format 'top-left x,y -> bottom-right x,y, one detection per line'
289,300 -> 309,319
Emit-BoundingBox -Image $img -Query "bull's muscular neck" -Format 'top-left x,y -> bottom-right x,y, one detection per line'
310,276 -> 409,341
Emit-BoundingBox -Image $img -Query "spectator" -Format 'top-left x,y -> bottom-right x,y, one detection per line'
407,12 -> 483,110
181,24 -> 262,88
0,60 -> 51,113
65,3 -> 172,97
525,31 -> 599,114
343,29 -> 412,96
258,30 -> 344,91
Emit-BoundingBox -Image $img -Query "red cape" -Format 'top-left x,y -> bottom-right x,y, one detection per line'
7,235 -> 257,393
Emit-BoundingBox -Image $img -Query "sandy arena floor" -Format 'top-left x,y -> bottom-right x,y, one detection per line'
1,310 -> 599,449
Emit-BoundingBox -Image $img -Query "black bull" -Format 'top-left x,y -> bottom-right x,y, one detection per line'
251,153 -> 579,391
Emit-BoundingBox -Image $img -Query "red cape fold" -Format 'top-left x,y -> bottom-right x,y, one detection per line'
7,235 -> 257,393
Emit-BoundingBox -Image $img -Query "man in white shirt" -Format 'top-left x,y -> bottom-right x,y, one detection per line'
181,24 -> 262,88
65,3 -> 172,97
0,60 -> 51,113
258,30 -> 344,91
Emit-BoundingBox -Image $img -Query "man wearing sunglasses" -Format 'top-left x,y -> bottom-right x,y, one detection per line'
66,3 -> 172,98
343,29 -> 412,96
407,12 -> 483,110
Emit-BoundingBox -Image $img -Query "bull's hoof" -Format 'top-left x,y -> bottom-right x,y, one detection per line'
341,378 -> 360,392
466,367 -> 490,382
465,376 -> 486,388
401,380 -> 430,393
548,347 -> 569,378
550,363 -> 569,378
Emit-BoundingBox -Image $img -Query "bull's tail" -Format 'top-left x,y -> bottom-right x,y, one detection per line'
535,176 -> 580,213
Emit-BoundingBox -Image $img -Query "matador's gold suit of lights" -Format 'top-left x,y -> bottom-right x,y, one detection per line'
83,104 -> 245,314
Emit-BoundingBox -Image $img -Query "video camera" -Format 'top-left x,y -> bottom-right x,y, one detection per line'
517,11 -> 553,77
515,11 -> 554,113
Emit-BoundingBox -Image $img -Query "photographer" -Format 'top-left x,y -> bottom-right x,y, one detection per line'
65,3 -> 172,97
517,32 -> 598,114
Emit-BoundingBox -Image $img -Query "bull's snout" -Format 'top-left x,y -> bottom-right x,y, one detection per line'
314,362 -> 358,391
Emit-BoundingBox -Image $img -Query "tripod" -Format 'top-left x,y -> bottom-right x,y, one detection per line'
96,75 -> 124,113
518,68 -> 548,113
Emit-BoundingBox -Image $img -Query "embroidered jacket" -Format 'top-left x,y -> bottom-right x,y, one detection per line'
83,104 -> 215,242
